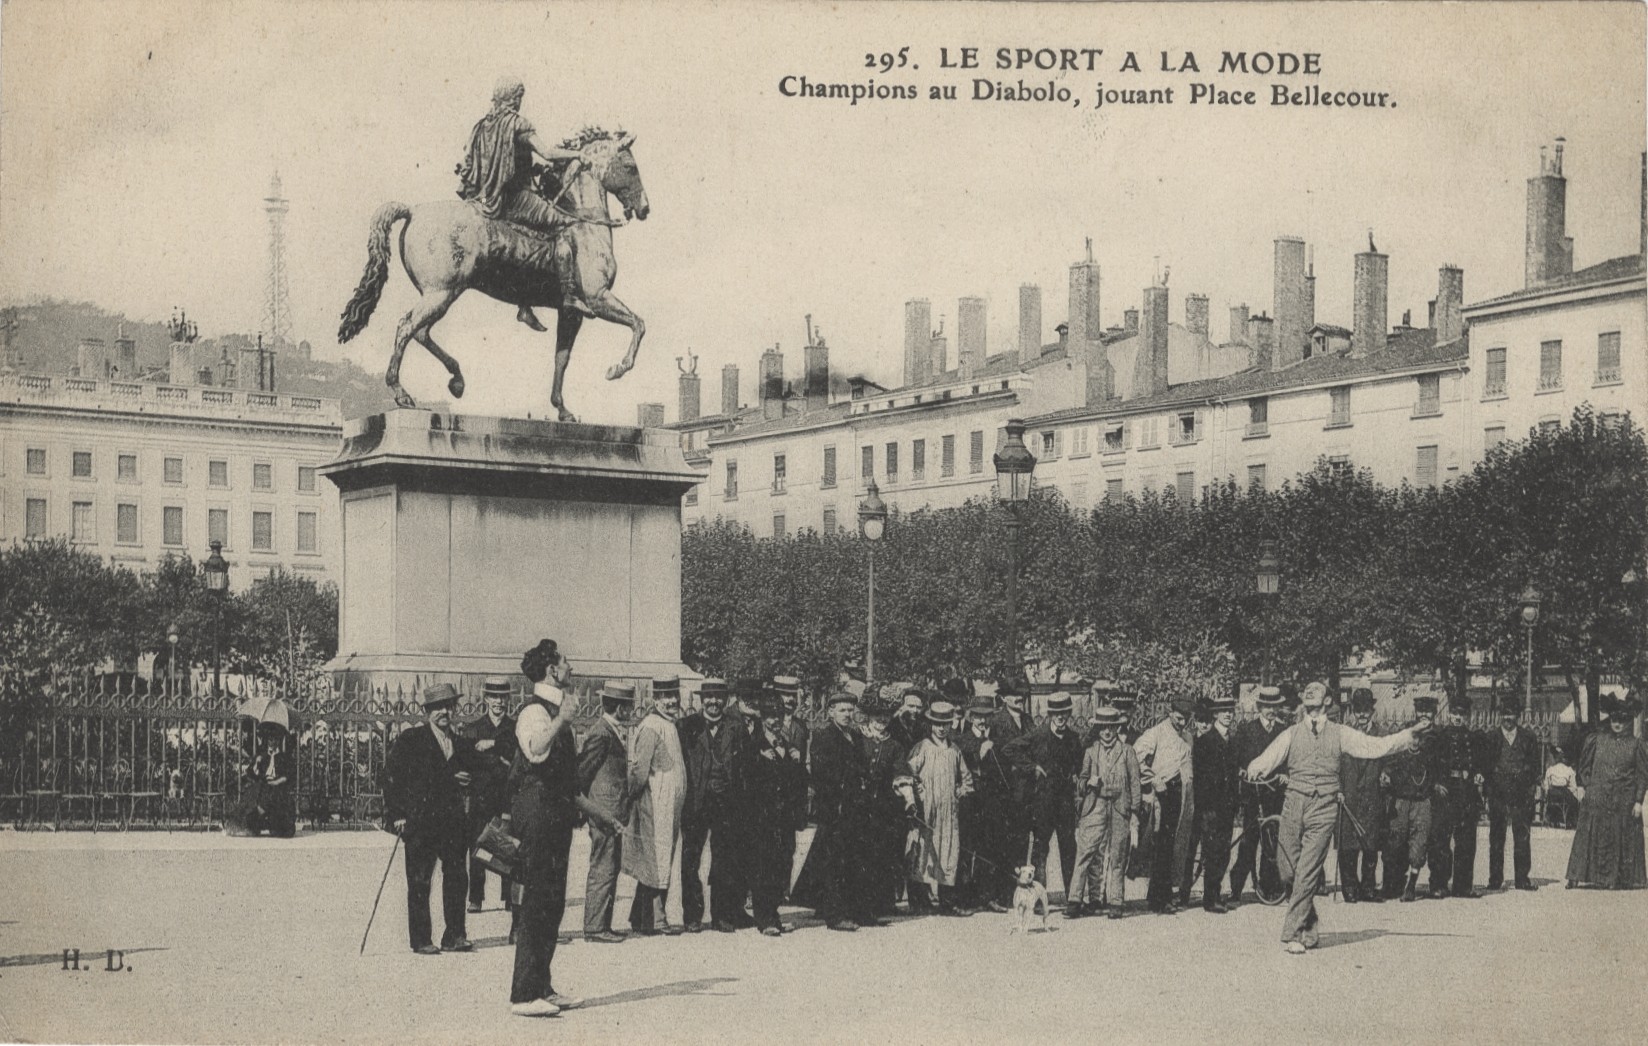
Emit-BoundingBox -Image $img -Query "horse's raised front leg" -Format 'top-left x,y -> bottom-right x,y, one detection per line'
551,309 -> 584,423
586,289 -> 645,382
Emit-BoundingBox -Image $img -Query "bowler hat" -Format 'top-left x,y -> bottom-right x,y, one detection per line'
1498,696 -> 1523,716
698,678 -> 728,700
1045,692 -> 1073,715
1090,679 -> 1118,695
421,683 -> 459,709
600,681 -> 636,703
997,675 -> 1030,698
1350,688 -> 1375,714
482,676 -> 512,697
940,678 -> 971,702
754,692 -> 784,717
1091,705 -> 1125,728
967,695 -> 996,717
1169,694 -> 1197,716
926,700 -> 958,724
1255,686 -> 1285,708
842,658 -> 866,681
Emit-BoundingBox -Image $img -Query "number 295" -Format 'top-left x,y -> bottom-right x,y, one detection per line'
865,47 -> 911,72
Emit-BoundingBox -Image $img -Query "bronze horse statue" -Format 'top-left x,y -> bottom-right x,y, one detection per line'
337,130 -> 649,421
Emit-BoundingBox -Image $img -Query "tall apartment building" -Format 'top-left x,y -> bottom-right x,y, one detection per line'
1,373 -> 343,587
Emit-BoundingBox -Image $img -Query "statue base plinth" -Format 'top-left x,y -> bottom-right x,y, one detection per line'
321,408 -> 702,699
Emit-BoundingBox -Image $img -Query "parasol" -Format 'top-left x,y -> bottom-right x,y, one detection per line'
236,694 -> 294,731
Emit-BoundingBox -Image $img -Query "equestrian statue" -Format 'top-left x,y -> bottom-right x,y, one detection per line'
337,76 -> 650,421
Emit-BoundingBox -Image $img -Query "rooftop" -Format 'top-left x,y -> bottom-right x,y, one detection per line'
1467,253 -> 1646,310
1027,326 -> 1468,425
0,373 -> 343,427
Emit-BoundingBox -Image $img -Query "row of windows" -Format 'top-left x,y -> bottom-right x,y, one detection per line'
21,498 -> 319,553
1482,332 -> 1622,397
23,448 -> 319,492
723,430 -> 990,499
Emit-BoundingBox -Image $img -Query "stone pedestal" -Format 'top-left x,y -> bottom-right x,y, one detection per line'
321,409 -> 703,693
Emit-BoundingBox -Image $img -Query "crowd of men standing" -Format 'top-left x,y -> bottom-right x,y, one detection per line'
379,649 -> 1648,1012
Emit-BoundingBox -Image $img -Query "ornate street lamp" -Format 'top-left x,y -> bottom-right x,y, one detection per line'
1519,585 -> 1542,717
859,480 -> 888,679
166,621 -> 180,697
204,540 -> 230,697
1256,539 -> 1281,683
993,419 -> 1037,670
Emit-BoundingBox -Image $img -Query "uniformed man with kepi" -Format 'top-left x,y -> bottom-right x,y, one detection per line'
1428,692 -> 1486,899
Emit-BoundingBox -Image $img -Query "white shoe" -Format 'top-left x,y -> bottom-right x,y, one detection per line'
1283,941 -> 1307,955
544,992 -> 583,1010
510,999 -> 561,1017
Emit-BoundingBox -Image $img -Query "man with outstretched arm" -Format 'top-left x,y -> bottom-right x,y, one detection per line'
1243,681 -> 1431,954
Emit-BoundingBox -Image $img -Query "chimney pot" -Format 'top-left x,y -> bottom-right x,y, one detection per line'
721,363 -> 740,416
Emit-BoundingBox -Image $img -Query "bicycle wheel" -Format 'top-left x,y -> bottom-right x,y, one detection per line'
1255,817 -> 1287,905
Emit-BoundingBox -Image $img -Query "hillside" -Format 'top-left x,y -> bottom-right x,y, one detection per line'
0,299 -> 398,419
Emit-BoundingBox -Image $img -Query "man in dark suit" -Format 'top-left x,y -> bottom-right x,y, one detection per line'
1192,692 -> 1241,912
677,679 -> 749,932
1337,688 -> 1387,903
579,681 -> 634,943
462,677 -> 519,912
1485,696 -> 1541,891
771,675 -> 810,894
745,691 -> 808,935
888,687 -> 930,754
1428,692 -> 1486,899
1005,691 -> 1082,902
1229,686 -> 1289,902
384,683 -> 478,955
984,676 -> 1034,910
794,689 -> 874,931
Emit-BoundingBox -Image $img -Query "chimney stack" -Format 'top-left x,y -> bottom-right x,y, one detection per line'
169,343 -> 194,385
1352,238 -> 1389,358
1184,294 -> 1209,338
1435,265 -> 1464,344
957,296 -> 986,376
904,299 -> 932,386
721,363 -> 740,416
678,353 -> 702,422
638,403 -> 666,429
1229,304 -> 1250,345
1273,237 -> 1308,368
1067,238 -> 1101,346
114,326 -> 136,378
1304,248 -> 1317,330
1525,138 -> 1572,287
803,340 -> 829,413
1247,314 -> 1275,371
929,318 -> 948,377
1123,308 -> 1140,337
1018,285 -> 1042,365
1131,283 -> 1170,398
76,337 -> 108,379
759,345 -> 784,421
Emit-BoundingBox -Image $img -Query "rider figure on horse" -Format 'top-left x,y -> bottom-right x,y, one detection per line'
456,75 -> 595,327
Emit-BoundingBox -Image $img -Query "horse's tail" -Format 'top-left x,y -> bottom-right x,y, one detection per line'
337,202 -> 411,343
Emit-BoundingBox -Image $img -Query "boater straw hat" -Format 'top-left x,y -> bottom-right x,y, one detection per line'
926,700 -> 957,724
1091,705 -> 1125,728
482,677 -> 512,697
651,677 -> 681,697
1256,686 -> 1285,708
1045,693 -> 1074,715
698,678 -> 728,700
772,675 -> 801,696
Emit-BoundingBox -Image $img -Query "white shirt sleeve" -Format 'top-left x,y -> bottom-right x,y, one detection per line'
1246,725 -> 1296,779
1341,726 -> 1415,761
516,703 -> 556,764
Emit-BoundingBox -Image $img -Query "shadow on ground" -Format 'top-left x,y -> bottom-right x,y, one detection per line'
1315,929 -> 1467,950
582,977 -> 739,1009
0,946 -> 167,968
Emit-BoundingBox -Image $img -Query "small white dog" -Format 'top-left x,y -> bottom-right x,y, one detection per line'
1010,865 -> 1050,933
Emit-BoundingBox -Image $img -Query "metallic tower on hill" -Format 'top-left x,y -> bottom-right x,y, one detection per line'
262,171 -> 294,349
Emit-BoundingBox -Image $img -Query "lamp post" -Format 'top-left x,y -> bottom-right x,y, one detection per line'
858,480 -> 888,679
204,540 -> 230,698
1519,586 -> 1542,718
1256,540 -> 1280,684
166,622 -> 179,697
993,419 -> 1038,671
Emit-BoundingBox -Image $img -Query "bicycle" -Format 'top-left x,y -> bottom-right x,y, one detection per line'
1189,776 -> 1287,906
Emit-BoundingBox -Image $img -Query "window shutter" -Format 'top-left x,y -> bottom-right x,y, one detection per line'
1123,419 -> 1133,448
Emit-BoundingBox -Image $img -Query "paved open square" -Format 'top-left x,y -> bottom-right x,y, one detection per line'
1,825 -> 1641,1044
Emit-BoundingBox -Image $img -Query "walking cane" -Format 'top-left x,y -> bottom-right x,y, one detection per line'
360,825 -> 403,955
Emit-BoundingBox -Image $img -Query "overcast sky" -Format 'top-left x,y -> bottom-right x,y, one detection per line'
1,1 -> 1643,423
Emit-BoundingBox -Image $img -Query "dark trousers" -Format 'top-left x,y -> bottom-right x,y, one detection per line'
779,829 -> 797,899
816,817 -> 870,924
510,826 -> 572,1004
629,884 -> 667,932
1230,789 -> 1284,899
1199,803 -> 1236,908
681,805 -> 746,926
1428,785 -> 1480,895
1487,794 -> 1534,886
747,822 -> 788,930
1029,804 -> 1077,900
582,823 -> 622,934
404,830 -> 468,950
1147,780 -> 1183,910
468,854 -> 512,908
1338,848 -> 1381,896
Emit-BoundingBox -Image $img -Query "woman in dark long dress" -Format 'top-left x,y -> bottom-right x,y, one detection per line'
1565,694 -> 1648,890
